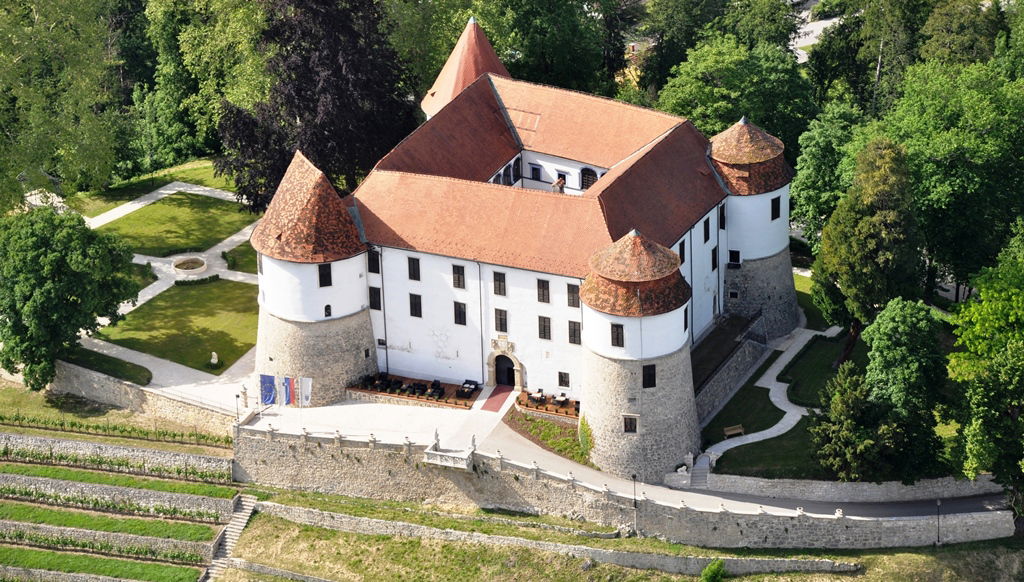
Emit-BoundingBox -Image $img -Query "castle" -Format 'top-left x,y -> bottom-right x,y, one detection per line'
249,19 -> 799,483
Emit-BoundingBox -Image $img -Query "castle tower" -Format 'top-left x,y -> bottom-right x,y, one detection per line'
579,231 -> 700,483
711,117 -> 800,339
420,17 -> 510,118
250,151 -> 377,406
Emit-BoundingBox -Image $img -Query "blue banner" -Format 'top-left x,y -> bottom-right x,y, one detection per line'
260,374 -> 276,404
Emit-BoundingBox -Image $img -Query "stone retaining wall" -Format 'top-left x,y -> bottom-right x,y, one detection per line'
704,473 -> 1005,503
49,361 -> 234,436
514,402 -> 578,426
0,432 -> 232,480
695,339 -> 768,424
223,558 -> 334,582
0,473 -> 235,522
344,389 -> 459,410
0,566 -> 126,581
232,429 -> 1016,549
256,502 -> 859,576
0,518 -> 215,562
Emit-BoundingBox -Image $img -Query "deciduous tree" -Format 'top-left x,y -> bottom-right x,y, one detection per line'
639,0 -> 726,91
920,0 -> 1003,65
710,0 -> 801,50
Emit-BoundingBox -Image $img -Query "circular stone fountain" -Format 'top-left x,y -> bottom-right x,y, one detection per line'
173,257 -> 208,276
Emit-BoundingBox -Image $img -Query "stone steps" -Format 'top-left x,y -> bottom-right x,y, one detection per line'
690,455 -> 710,488
203,494 -> 258,581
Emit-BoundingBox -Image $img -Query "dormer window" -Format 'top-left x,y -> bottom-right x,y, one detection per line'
529,164 -> 541,181
580,168 -> 597,190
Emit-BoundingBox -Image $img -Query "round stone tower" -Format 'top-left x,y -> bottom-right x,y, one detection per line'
250,151 -> 377,406
579,230 -> 700,484
711,117 -> 800,339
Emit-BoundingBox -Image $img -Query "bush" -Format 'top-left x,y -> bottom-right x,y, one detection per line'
700,558 -> 727,581
173,274 -> 220,286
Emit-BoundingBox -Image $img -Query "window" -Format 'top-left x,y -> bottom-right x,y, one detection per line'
611,323 -> 624,347
493,272 -> 506,296
529,164 -> 542,181
580,168 -> 598,190
557,172 -> 567,184
257,253 -> 263,275
711,245 -> 719,271
537,279 -> 550,303
623,416 -> 637,433
491,174 -> 501,184
558,372 -> 570,387
409,294 -> 422,318
318,263 -> 332,287
642,364 -> 656,388
719,204 -> 727,230
408,257 -> 420,281
684,305 -> 689,331
538,316 -> 551,340
567,284 -> 580,307
502,165 -> 512,185
368,249 -> 380,273
512,157 -> 522,182
729,250 -> 741,264
324,305 -> 332,318
495,308 -> 508,333
452,265 -> 465,289
678,239 -> 686,264
454,301 -> 467,325
568,320 -> 581,345
729,290 -> 739,299
703,218 -> 710,243
377,338 -> 387,346
369,287 -> 381,310
364,348 -> 370,358
771,196 -> 781,220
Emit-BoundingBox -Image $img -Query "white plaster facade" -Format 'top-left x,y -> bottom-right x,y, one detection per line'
724,185 -> 790,262
490,151 -> 608,196
258,254 -> 368,322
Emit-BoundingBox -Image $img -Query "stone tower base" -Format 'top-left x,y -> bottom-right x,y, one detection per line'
255,308 -> 378,407
581,345 -> 700,483
724,247 -> 800,340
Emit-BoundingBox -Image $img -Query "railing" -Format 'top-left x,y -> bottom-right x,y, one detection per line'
423,446 -> 473,471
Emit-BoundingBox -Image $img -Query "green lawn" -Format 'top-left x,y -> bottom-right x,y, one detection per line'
715,417 -> 831,480
224,241 -> 258,274
779,334 -> 869,407
97,279 -> 258,374
794,273 -> 829,331
62,346 -> 153,386
66,159 -> 235,218
0,463 -> 238,498
129,262 -> 159,290
701,351 -> 785,447
0,500 -> 215,541
503,408 -> 592,466
97,192 -> 255,257
0,545 -> 199,582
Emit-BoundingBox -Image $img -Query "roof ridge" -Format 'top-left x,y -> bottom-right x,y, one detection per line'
359,170 -> 604,204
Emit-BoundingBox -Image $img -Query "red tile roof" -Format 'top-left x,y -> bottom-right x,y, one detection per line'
588,229 -> 680,282
710,117 -> 784,164
712,156 -> 794,196
581,231 -> 691,317
250,151 -> 365,263
421,18 -> 510,118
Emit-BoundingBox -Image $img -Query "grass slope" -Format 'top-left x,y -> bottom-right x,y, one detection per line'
97,279 -> 258,374
97,192 -> 255,257
0,545 -> 199,582
779,335 -> 868,407
224,241 -> 258,274
794,273 -> 829,331
0,463 -> 237,498
0,500 -> 215,541
714,416 -> 830,480
62,346 -> 153,386
701,351 -> 785,447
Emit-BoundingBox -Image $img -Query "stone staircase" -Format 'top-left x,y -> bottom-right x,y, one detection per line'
690,455 -> 711,488
203,494 -> 258,581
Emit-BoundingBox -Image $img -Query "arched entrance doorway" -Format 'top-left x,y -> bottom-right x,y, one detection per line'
495,355 -> 515,386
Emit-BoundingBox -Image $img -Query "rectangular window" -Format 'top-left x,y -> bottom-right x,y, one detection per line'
318,263 -> 332,287
257,253 -> 263,275
711,245 -> 719,271
495,308 -> 508,333
771,196 -> 781,221
568,320 -> 581,345
678,239 -> 686,264
729,250 -> 741,264
719,204 -> 726,229
642,364 -> 656,388
558,372 -> 570,387
611,323 -> 624,347
493,272 -> 506,296
623,416 -> 637,433
368,249 -> 380,274
409,294 -> 422,318
454,301 -> 467,325
369,286 -> 381,310
684,305 -> 689,331
408,257 -> 420,281
452,265 -> 465,289
538,316 -> 551,340
529,164 -> 542,181
537,279 -> 550,303
703,218 -> 710,243
567,284 -> 580,307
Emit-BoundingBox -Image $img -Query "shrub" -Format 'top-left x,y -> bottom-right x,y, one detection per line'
173,274 -> 220,286
700,558 -> 727,581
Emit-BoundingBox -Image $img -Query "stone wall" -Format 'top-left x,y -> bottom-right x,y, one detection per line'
0,518 -> 215,562
232,429 -> 1016,549
695,339 -> 768,425
49,361 -> 235,436
223,558 -> 333,582
0,473 -> 236,522
515,403 -> 578,427
256,501 -> 859,576
0,566 -> 127,581
724,248 -> 799,340
344,389 -> 455,410
704,473 -> 1005,503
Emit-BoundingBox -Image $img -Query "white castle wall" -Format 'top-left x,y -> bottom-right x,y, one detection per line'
681,205 -> 724,343
259,254 -> 368,322
581,304 -> 688,360
724,185 -> 790,262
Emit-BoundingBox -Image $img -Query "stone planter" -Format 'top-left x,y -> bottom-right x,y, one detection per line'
173,257 -> 207,276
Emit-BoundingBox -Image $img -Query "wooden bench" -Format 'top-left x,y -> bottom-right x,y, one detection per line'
723,424 -> 745,438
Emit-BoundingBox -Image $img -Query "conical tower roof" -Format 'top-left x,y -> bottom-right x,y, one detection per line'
581,230 -> 690,317
709,117 -> 784,165
420,18 -> 510,118
250,151 -> 365,263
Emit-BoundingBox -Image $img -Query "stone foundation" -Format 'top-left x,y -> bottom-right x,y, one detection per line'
255,308 -> 378,406
724,248 -> 799,340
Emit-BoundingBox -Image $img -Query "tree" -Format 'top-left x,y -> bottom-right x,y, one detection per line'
0,209 -> 138,391
810,362 -> 884,481
789,102 -> 864,252
856,0 -> 937,114
710,0 -> 801,50
655,34 -> 817,162
920,0 -> 1002,64
806,15 -> 871,106
814,138 -> 921,362
217,0 -> 418,212
594,0 -> 646,95
384,0 -> 473,96
639,0 -> 726,91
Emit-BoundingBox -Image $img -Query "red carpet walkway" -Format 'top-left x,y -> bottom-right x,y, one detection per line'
481,384 -> 514,412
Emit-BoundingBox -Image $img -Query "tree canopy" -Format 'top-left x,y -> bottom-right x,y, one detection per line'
711,0 -> 801,50
0,208 -> 139,390
639,0 -> 726,91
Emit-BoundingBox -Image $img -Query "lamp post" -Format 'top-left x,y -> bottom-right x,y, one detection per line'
935,499 -> 942,546
235,394 -> 240,422
631,473 -> 638,535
